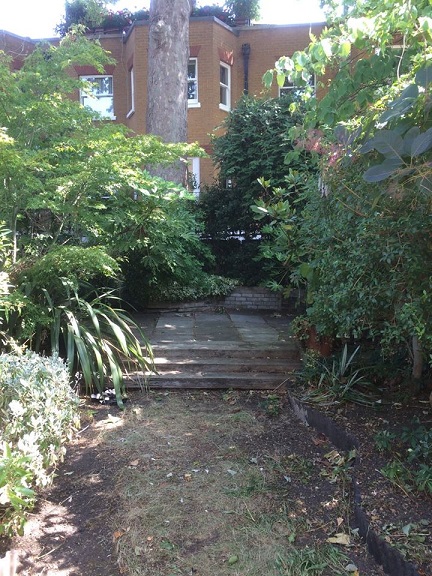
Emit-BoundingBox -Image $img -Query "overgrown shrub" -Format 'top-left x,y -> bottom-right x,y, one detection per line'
0,352 -> 79,536
202,238 -> 264,286
13,245 -> 121,302
146,273 -> 238,303
199,95 -> 310,240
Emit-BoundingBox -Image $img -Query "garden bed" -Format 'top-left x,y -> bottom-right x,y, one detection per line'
0,389 -> 430,575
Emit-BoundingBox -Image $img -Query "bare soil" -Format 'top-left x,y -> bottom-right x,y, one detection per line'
0,389 -> 430,576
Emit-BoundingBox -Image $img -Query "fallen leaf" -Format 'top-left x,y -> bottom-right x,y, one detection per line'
113,530 -> 125,542
129,459 -> 139,467
184,473 -> 192,481
327,533 -> 350,546
337,517 -> 344,526
228,555 -> 239,565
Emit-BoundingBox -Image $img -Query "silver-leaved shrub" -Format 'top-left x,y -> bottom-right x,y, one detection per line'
0,352 -> 80,535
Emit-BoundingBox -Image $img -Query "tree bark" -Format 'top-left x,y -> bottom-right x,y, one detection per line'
146,0 -> 192,185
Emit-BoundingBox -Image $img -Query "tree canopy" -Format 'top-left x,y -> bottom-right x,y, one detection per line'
261,0 -> 432,378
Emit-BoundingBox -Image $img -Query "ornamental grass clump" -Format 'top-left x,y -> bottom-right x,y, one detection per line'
0,352 -> 79,536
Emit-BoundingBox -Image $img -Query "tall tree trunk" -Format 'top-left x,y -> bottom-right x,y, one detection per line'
147,0 -> 192,185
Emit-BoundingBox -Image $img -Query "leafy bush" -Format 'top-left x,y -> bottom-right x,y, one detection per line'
202,238 -> 264,286
119,193 -> 217,309
4,246 -> 153,407
14,245 -> 121,301
199,95 -> 310,240
298,345 -> 378,406
376,420 -> 432,495
146,273 -> 238,303
0,352 -> 79,535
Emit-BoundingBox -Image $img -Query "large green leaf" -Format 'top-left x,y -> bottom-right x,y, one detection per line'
363,158 -> 404,182
410,128 -> 432,157
415,64 -> 432,88
371,130 -> 404,158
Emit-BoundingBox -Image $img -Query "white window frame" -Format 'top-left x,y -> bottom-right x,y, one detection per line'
279,74 -> 316,98
188,58 -> 200,108
187,157 -> 201,197
127,66 -> 135,118
219,62 -> 231,111
80,75 -> 115,120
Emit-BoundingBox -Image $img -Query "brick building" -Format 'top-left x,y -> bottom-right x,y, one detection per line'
1,17 -> 323,190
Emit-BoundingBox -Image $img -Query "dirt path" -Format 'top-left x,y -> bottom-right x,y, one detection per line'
2,390 -> 390,576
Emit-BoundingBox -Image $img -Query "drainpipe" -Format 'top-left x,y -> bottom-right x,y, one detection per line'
242,43 -> 251,94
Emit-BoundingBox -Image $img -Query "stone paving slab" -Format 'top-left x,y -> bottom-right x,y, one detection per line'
130,310 -> 300,390
140,310 -> 295,347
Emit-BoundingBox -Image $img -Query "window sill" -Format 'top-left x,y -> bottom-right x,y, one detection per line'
126,109 -> 135,119
219,104 -> 230,112
188,102 -> 201,108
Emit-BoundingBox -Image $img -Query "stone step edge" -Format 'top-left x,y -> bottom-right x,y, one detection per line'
125,375 -> 295,390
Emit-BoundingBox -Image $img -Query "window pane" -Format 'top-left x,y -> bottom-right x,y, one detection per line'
188,62 -> 196,80
220,65 -> 228,86
188,80 -> 197,100
220,86 -> 227,106
188,59 -> 198,102
82,95 -> 114,117
85,76 -> 113,96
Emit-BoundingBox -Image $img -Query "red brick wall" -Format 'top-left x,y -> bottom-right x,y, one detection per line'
1,20 -> 325,187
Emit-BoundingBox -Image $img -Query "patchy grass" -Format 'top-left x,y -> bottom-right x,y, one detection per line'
99,391 -> 381,576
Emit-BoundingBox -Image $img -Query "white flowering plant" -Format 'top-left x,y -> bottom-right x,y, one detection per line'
0,352 -> 80,536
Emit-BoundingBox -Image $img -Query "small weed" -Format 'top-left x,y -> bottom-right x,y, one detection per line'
226,469 -> 267,497
381,520 -> 430,564
320,449 -> 356,484
374,429 -> 397,452
277,454 -> 314,484
262,394 -> 282,417
275,543 -> 350,575
401,418 -> 432,462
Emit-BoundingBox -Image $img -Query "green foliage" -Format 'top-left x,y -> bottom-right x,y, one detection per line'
200,95 -> 309,239
57,1 -> 150,36
275,543 -> 349,576
9,281 -> 152,408
146,274 -> 237,304
15,245 -> 121,301
0,352 -> 79,535
57,1 -> 244,36
118,190 -> 219,309
0,34 -> 202,261
224,0 -> 260,21
261,1 -> 432,382
375,419 -> 432,494
202,239 -> 264,286
251,171 -> 316,294
300,345 -> 377,406
0,31 -> 220,412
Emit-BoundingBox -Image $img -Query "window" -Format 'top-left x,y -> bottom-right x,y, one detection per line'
219,63 -> 231,111
188,58 -> 200,107
80,75 -> 115,119
127,67 -> 135,118
188,157 -> 200,197
279,74 -> 316,98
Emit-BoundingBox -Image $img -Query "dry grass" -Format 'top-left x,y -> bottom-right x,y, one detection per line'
100,391 -> 357,576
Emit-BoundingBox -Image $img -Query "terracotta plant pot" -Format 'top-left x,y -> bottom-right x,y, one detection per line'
306,325 -> 333,357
